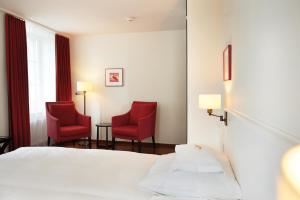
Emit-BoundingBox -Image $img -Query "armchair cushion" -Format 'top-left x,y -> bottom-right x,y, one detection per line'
130,103 -> 156,125
49,104 -> 77,126
60,125 -> 89,137
112,125 -> 138,137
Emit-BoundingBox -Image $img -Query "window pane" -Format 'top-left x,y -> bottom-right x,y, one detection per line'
26,21 -> 56,145
26,21 -> 55,114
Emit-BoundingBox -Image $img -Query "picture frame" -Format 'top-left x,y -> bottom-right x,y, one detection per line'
223,44 -> 232,81
105,68 -> 124,87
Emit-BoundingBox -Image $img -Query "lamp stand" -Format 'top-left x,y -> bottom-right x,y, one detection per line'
83,91 -> 86,115
75,90 -> 89,148
75,91 -> 87,115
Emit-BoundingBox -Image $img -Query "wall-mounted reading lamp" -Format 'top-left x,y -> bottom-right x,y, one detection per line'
75,81 -> 92,115
198,94 -> 228,126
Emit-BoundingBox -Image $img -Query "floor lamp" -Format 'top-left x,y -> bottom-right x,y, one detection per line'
75,81 -> 92,147
75,81 -> 92,115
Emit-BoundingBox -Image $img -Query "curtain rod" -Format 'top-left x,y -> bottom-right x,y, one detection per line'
0,7 -> 71,38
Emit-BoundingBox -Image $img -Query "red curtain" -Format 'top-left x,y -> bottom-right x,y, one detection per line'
55,34 -> 72,101
5,14 -> 31,149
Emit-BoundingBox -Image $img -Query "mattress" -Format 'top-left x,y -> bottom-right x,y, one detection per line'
0,147 -> 158,200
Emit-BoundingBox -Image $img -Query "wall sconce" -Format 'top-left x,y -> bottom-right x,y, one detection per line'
76,81 -> 92,115
278,145 -> 300,200
198,94 -> 227,126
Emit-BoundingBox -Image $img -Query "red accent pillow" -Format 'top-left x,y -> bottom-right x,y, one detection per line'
129,103 -> 155,125
49,104 -> 77,126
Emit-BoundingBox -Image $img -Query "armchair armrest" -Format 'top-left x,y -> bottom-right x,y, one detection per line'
138,111 -> 156,139
112,112 -> 130,127
77,112 -> 91,128
46,111 -> 60,139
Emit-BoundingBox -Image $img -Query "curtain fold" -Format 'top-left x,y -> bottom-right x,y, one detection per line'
5,14 -> 31,149
55,34 -> 72,101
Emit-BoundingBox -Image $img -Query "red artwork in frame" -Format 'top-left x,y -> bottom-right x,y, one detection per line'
105,68 -> 124,87
223,44 -> 232,81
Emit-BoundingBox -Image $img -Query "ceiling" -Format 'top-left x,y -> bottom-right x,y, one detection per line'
0,0 -> 186,36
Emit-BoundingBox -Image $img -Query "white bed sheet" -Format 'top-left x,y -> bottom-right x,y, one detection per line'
0,147 -> 158,200
150,195 -> 238,200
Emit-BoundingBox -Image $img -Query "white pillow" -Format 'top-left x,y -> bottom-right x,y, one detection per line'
172,144 -> 223,173
139,149 -> 242,200
141,153 -> 174,177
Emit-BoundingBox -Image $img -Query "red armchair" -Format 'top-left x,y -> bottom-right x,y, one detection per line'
45,101 -> 91,148
112,101 -> 157,153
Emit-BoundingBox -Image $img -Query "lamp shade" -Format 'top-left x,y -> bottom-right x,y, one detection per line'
77,81 -> 92,92
278,145 -> 300,200
198,94 -> 221,109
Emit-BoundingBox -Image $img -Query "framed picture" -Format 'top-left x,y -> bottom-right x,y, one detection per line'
223,44 -> 232,81
105,68 -> 124,87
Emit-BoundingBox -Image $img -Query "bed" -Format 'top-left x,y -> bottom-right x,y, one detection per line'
0,146 -> 241,200
0,147 -> 157,200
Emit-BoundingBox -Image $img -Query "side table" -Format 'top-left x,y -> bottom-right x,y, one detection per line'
96,123 -> 112,149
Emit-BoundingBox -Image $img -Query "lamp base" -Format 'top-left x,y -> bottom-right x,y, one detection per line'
77,139 -> 89,148
222,111 -> 228,126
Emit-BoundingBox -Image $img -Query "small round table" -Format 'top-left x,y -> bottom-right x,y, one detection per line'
95,123 -> 112,149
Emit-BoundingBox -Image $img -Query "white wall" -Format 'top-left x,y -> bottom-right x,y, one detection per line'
70,30 -> 187,144
223,0 -> 300,199
224,112 -> 297,200
187,0 -> 225,151
0,10 -> 9,137
187,0 -> 300,199
224,0 -> 300,139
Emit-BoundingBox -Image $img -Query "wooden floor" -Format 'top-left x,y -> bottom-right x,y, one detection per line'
62,140 -> 175,155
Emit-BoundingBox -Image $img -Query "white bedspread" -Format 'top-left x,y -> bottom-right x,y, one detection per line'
0,147 -> 158,200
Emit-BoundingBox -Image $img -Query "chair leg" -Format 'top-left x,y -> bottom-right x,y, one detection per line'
88,137 -> 92,149
47,137 -> 51,146
72,140 -> 76,147
112,137 -> 115,150
152,136 -> 156,154
138,141 -> 142,153
131,140 -> 134,151
152,136 -> 156,149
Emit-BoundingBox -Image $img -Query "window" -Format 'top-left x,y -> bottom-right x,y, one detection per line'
26,21 -> 55,145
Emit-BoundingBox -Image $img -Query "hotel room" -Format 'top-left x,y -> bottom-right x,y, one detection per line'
0,0 -> 299,200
